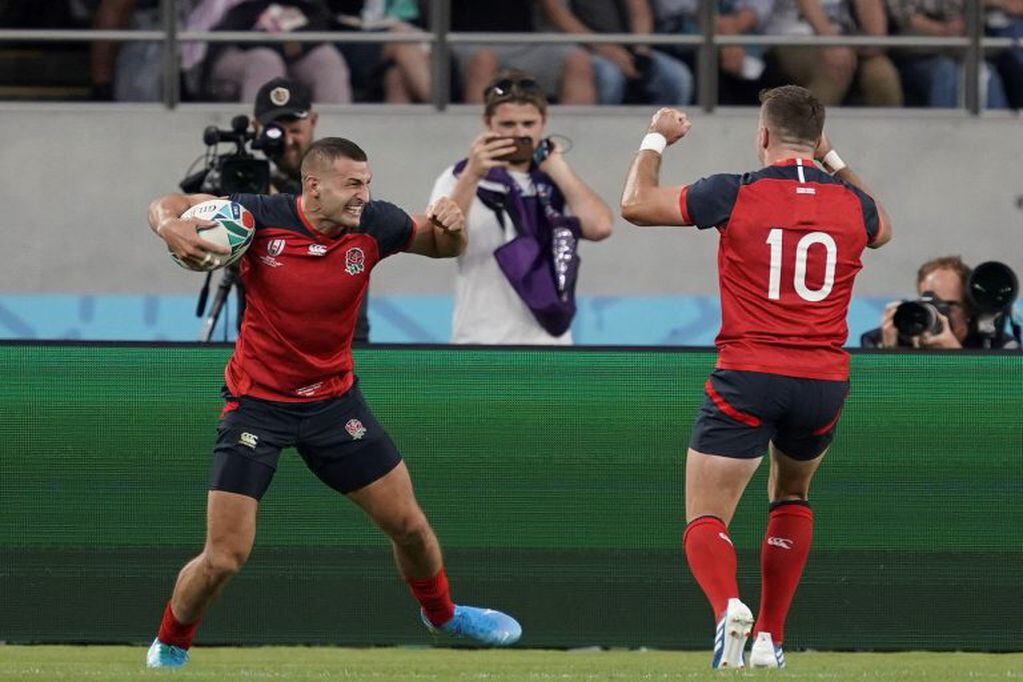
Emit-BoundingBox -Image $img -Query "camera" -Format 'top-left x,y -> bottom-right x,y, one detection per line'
893,261 -> 1019,346
180,115 -> 284,196
893,292 -> 952,337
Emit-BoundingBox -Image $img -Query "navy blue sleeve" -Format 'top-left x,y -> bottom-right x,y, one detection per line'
685,173 -> 741,230
844,184 -> 880,244
228,193 -> 295,230
361,200 -> 414,258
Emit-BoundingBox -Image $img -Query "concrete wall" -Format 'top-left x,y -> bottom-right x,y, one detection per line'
2,104 -> 1021,297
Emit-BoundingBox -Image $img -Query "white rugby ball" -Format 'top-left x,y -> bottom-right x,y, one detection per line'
171,199 -> 255,271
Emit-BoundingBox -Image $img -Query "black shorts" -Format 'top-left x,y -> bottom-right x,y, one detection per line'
210,382 -> 402,500
689,369 -> 849,460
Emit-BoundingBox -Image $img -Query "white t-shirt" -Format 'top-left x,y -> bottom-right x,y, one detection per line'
430,165 -> 573,345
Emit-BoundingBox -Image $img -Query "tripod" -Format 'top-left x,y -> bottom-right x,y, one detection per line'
197,265 -> 246,342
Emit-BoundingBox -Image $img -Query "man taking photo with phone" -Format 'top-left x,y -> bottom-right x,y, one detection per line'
429,70 -> 613,345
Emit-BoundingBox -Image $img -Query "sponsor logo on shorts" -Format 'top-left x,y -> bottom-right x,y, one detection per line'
345,418 -> 367,440
295,382 -> 323,397
344,247 -> 365,275
308,244 -> 328,256
767,536 -> 793,550
239,432 -> 259,449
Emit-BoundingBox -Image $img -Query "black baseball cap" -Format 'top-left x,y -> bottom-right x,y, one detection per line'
254,77 -> 312,125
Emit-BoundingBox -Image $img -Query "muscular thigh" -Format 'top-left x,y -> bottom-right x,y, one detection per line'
210,395 -> 297,500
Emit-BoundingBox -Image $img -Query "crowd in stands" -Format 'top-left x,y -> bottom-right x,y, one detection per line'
1,0 -> 1021,108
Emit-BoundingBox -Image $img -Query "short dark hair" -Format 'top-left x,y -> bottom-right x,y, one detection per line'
483,69 -> 548,118
301,137 -> 367,177
759,85 -> 825,148
917,256 -> 972,288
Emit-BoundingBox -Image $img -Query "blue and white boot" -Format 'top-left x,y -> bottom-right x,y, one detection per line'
749,631 -> 786,668
145,638 -> 189,669
421,605 -> 522,646
711,598 -> 753,669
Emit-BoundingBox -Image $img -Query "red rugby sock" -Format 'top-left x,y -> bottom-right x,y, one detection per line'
156,601 -> 200,650
754,501 -> 814,644
683,516 -> 740,620
406,567 -> 456,627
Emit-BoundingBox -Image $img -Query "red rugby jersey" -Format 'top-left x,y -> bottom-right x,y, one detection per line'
679,158 -> 880,381
225,193 -> 414,401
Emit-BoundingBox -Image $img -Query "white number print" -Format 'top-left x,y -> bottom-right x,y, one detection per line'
765,228 -> 837,302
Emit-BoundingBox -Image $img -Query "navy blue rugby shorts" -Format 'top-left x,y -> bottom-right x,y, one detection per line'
689,369 -> 849,460
210,381 -> 401,500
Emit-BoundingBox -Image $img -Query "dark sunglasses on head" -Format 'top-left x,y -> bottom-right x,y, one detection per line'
484,77 -> 541,99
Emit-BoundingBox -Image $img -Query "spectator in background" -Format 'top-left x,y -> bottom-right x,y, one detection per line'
329,0 -> 431,103
986,0 -> 1023,108
861,256 -> 1020,348
762,0 -> 903,106
182,0 -> 352,103
429,71 -> 612,344
449,0 -> 598,104
653,0 -> 773,104
91,0 -> 196,101
537,0 -> 694,105
888,0 -> 1007,107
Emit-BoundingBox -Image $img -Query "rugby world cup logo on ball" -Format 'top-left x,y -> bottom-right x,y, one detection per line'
171,199 -> 255,271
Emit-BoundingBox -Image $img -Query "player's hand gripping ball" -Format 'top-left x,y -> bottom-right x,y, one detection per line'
168,200 -> 255,272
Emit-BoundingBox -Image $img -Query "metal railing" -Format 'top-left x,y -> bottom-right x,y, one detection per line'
0,0 -> 1018,113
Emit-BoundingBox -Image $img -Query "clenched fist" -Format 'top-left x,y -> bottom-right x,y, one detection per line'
648,107 -> 692,146
426,196 -> 465,233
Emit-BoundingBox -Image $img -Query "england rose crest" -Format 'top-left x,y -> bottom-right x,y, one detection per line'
345,418 -> 367,440
344,247 -> 365,275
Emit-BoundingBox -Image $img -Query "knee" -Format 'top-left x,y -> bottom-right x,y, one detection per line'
244,48 -> 286,78
387,513 -> 432,548
563,48 -> 594,81
821,47 -> 856,81
467,49 -> 499,77
201,546 -> 249,580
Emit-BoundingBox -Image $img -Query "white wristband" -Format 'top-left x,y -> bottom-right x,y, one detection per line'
823,149 -> 847,175
639,132 -> 667,155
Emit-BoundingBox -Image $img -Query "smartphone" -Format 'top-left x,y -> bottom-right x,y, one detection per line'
495,136 -> 535,163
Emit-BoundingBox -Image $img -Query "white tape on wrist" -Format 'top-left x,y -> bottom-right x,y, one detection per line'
823,149 -> 847,175
639,133 -> 668,155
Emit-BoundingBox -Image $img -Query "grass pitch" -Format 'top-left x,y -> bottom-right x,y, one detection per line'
0,646 -> 1021,681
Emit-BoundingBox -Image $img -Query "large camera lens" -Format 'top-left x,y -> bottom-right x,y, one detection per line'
893,300 -> 942,337
968,261 -> 1019,313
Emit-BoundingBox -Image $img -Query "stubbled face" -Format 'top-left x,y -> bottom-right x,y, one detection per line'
485,102 -> 546,165
270,114 -> 317,177
312,157 -> 371,228
918,267 -> 970,342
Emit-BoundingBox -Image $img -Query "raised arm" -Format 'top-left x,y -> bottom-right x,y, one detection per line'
148,193 -> 231,269
620,108 -> 693,227
406,196 -> 467,259
541,146 -> 613,241
815,134 -> 893,248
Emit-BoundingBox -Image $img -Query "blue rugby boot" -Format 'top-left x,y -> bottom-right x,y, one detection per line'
711,598 -> 753,669
146,638 -> 189,669
420,605 -> 522,646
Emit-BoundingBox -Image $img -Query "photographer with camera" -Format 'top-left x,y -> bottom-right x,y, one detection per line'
862,255 -> 1020,349
429,70 -> 613,345
182,77 -> 369,343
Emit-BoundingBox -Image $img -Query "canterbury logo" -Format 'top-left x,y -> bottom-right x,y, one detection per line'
718,532 -> 733,546
767,536 -> 793,550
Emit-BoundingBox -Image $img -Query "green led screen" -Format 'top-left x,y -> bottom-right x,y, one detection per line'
1,344 -> 1020,650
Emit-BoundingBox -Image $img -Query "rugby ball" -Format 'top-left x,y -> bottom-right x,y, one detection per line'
171,199 -> 255,271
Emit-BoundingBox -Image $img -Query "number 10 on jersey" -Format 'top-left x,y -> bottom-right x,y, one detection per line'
766,228 -> 837,302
